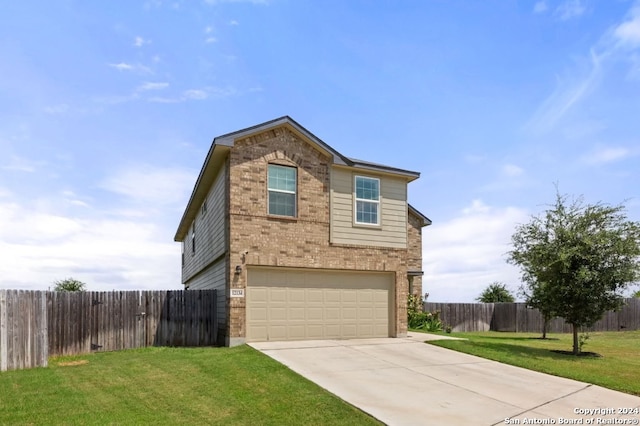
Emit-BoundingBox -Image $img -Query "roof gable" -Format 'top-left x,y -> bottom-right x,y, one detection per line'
175,116 -> 422,241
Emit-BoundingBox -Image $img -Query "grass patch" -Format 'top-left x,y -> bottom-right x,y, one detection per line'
424,330 -> 640,396
0,346 -> 381,425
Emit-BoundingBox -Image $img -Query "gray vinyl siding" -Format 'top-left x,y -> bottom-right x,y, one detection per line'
182,162 -> 227,283
330,167 -> 408,248
185,258 -> 227,340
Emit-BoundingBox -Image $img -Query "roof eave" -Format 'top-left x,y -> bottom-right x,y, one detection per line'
215,116 -> 351,166
174,143 -> 230,241
408,203 -> 432,227
348,161 -> 420,181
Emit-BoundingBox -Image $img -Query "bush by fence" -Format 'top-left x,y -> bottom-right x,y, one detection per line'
1,289 -> 218,372
424,298 -> 640,333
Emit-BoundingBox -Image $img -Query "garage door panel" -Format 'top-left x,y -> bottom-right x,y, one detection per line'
251,326 -> 268,341
325,307 -> 340,320
306,325 -> 323,339
358,307 -> 374,320
248,307 -> 268,321
357,324 -> 374,336
289,289 -> 305,303
374,307 -> 388,319
342,324 -> 357,338
289,307 -> 305,320
269,288 -> 287,303
288,325 -> 305,339
373,290 -> 388,302
342,307 -> 357,320
269,325 -> 288,339
324,291 -> 340,303
307,307 -> 323,321
247,268 -> 392,342
248,287 -> 268,302
342,290 -> 357,303
358,291 -> 373,303
308,289 -> 324,303
270,307 -> 287,321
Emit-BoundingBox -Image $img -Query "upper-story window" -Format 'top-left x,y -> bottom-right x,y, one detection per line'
355,176 -> 380,225
268,164 -> 297,217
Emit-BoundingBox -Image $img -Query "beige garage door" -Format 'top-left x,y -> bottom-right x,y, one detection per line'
247,267 -> 393,342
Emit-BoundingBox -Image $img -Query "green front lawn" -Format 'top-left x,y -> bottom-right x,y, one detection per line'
0,346 -> 380,425
425,330 -> 640,396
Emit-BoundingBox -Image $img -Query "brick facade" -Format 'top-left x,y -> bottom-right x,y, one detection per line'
175,117 -> 429,346
224,127 -> 415,344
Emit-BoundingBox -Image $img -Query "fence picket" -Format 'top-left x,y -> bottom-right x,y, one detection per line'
0,290 -> 217,371
425,298 -> 640,333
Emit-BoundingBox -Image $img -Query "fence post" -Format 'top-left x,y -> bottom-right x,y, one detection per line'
0,290 -> 7,372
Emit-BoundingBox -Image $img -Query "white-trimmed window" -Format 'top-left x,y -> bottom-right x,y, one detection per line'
268,164 -> 297,217
355,176 -> 380,225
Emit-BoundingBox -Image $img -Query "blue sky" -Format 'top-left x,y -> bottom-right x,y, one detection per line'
1,0 -> 639,301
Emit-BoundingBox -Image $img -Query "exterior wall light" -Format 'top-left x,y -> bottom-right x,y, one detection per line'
235,265 -> 242,274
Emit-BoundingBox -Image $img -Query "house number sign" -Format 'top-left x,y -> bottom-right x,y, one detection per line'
230,289 -> 245,298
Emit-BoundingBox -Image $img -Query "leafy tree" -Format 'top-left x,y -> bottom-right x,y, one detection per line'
476,282 -> 515,303
508,192 -> 640,354
633,289 -> 640,298
518,281 -> 555,339
53,277 -> 87,292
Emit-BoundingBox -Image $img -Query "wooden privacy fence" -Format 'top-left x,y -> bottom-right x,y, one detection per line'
1,290 -> 217,372
424,298 -> 640,333
0,290 -> 48,372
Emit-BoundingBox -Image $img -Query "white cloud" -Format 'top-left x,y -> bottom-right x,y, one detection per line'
137,82 -> 169,91
1,155 -> 42,172
525,49 -> 603,133
533,1 -> 548,14
502,164 -> 524,177
133,36 -> 151,47
108,62 -> 152,74
229,20 -> 239,26
0,164 -> 192,291
580,146 -> 632,165
205,26 -> 214,34
109,62 -> 133,71
555,0 -> 586,21
614,5 -> 640,48
183,89 -> 209,100
0,200 -> 182,291
205,37 -> 218,44
423,200 -> 529,302
44,103 -> 69,115
99,164 -> 195,207
148,86 -> 238,103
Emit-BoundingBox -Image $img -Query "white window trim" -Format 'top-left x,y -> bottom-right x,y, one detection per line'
354,175 -> 381,226
267,164 -> 297,217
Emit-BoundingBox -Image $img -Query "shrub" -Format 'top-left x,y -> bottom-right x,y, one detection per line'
407,294 -> 443,332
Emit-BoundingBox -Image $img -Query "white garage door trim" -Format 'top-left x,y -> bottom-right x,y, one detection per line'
246,267 -> 394,342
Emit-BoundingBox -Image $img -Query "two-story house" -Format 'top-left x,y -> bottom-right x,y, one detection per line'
174,116 -> 431,346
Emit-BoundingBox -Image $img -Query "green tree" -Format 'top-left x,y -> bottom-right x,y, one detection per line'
476,282 -> 515,303
633,289 -> 640,298
53,277 -> 87,292
508,192 -> 640,354
518,281 -> 555,339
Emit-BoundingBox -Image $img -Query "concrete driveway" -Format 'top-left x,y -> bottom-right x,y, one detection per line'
249,333 -> 640,426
